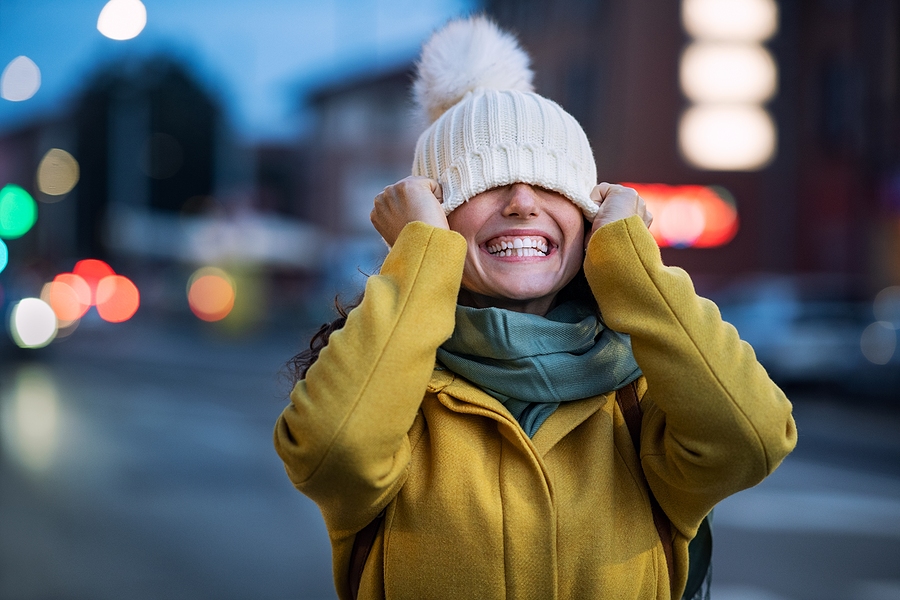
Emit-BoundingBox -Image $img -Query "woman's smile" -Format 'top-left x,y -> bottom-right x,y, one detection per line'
447,183 -> 585,315
483,231 -> 553,258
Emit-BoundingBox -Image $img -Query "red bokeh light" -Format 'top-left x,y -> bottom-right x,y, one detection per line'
47,273 -> 91,321
95,275 -> 140,323
623,183 -> 739,248
73,259 -> 115,303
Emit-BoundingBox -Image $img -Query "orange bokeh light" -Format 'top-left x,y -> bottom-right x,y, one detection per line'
73,259 -> 115,303
46,273 -> 91,321
624,183 -> 739,248
188,270 -> 235,322
95,275 -> 140,323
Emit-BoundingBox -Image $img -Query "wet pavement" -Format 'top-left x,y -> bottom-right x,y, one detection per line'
1,315 -> 899,600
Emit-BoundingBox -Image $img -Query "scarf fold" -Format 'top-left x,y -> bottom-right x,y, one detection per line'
436,301 -> 642,437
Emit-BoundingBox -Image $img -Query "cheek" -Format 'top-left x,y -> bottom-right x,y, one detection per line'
447,201 -> 490,238
560,219 -> 588,272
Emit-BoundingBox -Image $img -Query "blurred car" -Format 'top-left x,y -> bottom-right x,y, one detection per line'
713,274 -> 900,399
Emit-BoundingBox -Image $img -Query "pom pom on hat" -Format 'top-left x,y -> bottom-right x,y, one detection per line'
413,15 -> 534,123
411,16 -> 599,218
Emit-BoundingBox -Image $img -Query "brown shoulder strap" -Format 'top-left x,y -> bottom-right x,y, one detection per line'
348,511 -> 384,600
616,382 -> 675,584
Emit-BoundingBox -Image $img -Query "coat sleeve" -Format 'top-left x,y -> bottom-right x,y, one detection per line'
274,221 -> 467,536
584,215 -> 797,537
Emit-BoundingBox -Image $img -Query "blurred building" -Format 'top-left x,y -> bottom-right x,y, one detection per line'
298,0 -> 900,298
484,0 -> 900,296
295,65 -> 422,292
0,56 -> 323,323
4,0 -> 900,343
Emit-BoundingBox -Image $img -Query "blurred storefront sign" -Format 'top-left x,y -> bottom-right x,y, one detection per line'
104,205 -> 324,269
625,183 -> 739,248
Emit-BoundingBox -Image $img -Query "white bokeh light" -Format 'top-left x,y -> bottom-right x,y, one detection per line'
1,56 -> 41,101
10,298 -> 58,349
679,104 -> 777,171
860,321 -> 897,365
97,0 -> 148,41
682,0 -> 779,42
680,42 -> 777,103
873,286 -> 900,328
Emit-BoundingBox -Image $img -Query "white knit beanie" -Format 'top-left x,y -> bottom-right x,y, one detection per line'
411,16 -> 599,218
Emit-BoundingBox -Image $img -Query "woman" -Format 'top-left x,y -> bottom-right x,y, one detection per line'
275,16 -> 796,600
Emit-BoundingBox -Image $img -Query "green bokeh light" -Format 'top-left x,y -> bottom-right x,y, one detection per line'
0,184 -> 38,239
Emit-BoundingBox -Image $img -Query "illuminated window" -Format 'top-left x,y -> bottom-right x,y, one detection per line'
679,0 -> 779,170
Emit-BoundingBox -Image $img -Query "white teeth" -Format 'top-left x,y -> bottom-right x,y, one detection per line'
487,236 -> 550,257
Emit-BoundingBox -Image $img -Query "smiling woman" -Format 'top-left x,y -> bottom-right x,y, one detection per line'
446,183 -> 585,315
275,15 -> 796,600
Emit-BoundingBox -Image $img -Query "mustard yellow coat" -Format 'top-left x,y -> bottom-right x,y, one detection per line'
274,217 -> 797,600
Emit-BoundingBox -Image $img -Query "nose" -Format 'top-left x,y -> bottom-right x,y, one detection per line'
501,183 -> 539,218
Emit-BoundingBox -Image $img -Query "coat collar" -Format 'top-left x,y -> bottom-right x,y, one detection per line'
427,366 -> 613,457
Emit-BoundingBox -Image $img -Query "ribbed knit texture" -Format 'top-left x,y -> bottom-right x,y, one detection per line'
412,88 -> 599,218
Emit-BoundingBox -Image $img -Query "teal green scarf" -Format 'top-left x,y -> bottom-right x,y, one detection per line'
436,301 -> 642,437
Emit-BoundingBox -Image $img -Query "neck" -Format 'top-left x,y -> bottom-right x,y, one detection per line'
457,289 -> 557,316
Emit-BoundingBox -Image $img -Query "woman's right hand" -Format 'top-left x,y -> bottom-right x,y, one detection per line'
371,176 -> 450,246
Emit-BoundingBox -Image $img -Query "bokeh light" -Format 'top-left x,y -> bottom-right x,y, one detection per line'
187,267 -> 236,322
860,321 -> 897,365
37,149 -> 80,198
73,259 -> 115,303
97,0 -> 148,40
95,275 -> 140,323
658,199 -> 706,247
682,0 -> 779,42
0,365 -> 61,473
42,274 -> 92,322
53,318 -> 80,339
679,104 -> 777,171
10,298 -> 58,349
0,184 -> 38,239
680,42 -> 777,104
0,238 -> 8,273
873,286 -> 900,328
625,183 -> 739,248
1,56 -> 41,101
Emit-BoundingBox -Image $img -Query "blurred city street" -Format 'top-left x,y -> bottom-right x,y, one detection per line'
3,0 -> 900,598
0,315 -> 336,600
1,314 -> 899,600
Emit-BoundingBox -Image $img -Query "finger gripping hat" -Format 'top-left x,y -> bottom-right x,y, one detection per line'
411,16 -> 599,218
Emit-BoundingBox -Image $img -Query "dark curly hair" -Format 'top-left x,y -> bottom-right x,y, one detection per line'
286,293 -> 363,384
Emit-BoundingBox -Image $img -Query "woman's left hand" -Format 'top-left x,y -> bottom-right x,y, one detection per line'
586,183 -> 653,245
